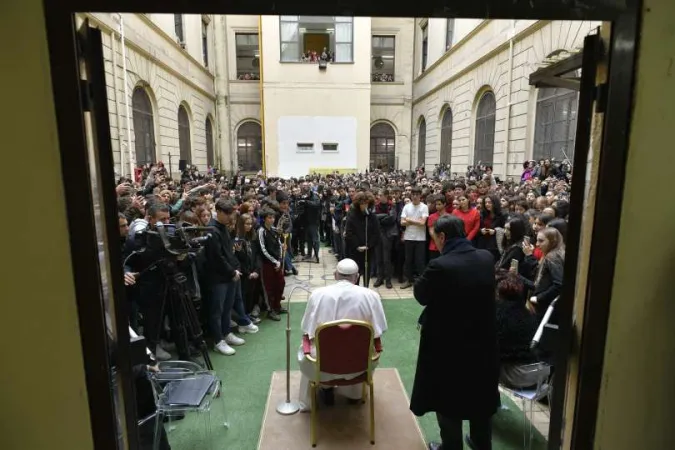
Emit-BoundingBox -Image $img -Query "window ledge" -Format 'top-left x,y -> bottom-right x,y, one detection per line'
231,79 -> 260,83
372,81 -> 404,85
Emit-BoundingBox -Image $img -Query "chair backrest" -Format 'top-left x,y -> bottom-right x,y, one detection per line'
315,320 -> 374,375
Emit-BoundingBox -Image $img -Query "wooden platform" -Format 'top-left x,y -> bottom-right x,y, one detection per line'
258,368 -> 427,450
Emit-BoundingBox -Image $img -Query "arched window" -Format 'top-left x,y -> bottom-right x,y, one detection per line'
474,91 -> 496,165
369,123 -> 396,170
533,86 -> 578,162
205,118 -> 215,168
417,118 -> 426,167
132,87 -> 155,166
440,108 -> 453,165
237,121 -> 262,172
178,105 -> 191,164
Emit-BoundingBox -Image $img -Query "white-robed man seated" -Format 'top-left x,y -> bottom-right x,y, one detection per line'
297,258 -> 388,411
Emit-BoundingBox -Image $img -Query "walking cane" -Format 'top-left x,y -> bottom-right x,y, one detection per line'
281,233 -> 289,273
276,283 -> 312,415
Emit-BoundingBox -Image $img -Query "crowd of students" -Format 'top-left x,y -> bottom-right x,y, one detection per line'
117,161 -> 568,369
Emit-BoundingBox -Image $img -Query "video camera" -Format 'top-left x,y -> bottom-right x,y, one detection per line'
136,222 -> 214,259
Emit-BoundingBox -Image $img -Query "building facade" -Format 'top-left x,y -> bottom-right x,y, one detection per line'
84,13 -> 218,177
86,13 -> 598,179
412,18 -> 598,179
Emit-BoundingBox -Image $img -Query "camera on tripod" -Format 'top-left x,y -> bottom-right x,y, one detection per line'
136,222 -> 212,259
131,222 -> 216,370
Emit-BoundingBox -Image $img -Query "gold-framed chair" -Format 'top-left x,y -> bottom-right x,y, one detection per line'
302,319 -> 382,447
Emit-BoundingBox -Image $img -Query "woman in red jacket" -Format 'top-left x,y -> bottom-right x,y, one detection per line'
452,195 -> 480,241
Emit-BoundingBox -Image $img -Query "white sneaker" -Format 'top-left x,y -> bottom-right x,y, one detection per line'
230,319 -> 237,328
215,340 -> 235,355
225,333 -> 245,346
238,323 -> 259,334
252,305 -> 261,317
155,346 -> 171,361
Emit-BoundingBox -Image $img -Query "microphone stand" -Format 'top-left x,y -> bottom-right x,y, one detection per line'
364,211 -> 370,288
276,284 -> 312,415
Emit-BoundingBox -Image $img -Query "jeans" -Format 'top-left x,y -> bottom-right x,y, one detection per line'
232,280 -> 252,326
284,243 -> 296,272
208,282 -> 237,343
305,225 -> 320,258
333,229 -> 343,259
436,413 -> 492,450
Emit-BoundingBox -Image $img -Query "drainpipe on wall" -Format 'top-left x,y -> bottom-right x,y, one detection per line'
111,30 -> 126,177
117,14 -> 135,177
503,20 -> 516,179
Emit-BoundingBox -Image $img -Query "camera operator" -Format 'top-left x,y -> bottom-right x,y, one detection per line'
203,199 -> 244,356
124,203 -> 175,360
300,181 -> 321,263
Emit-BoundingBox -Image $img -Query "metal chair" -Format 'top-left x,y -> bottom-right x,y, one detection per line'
499,362 -> 552,450
302,319 -> 382,447
147,360 -> 228,450
498,297 -> 559,449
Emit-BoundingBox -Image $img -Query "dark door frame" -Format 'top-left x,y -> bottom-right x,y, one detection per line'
42,2 -> 641,450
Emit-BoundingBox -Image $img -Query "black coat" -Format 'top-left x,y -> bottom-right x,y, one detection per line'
410,238 -> 500,419
344,207 -> 381,259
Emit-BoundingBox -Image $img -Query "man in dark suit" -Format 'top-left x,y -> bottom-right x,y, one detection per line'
410,215 -> 499,450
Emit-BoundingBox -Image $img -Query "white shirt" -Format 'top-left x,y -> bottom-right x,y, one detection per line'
300,280 -> 388,358
401,202 -> 429,241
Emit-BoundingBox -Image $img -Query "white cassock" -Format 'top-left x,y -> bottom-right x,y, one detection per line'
297,280 -> 388,409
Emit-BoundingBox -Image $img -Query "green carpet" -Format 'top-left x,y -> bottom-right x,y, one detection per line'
166,299 -> 548,450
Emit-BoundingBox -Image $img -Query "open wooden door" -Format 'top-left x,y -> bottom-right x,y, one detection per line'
76,19 -> 139,450
530,31 -> 605,450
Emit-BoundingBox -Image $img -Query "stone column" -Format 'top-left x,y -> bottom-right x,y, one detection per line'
213,15 -> 234,174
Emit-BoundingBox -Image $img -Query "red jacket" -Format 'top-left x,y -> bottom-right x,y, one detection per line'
452,208 -> 481,241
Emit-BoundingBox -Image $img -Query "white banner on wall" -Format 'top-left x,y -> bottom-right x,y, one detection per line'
277,116 -> 358,178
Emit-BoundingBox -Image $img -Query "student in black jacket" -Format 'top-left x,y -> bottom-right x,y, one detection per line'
373,189 -> 398,289
521,227 -> 565,322
235,213 -> 264,319
258,208 -> 285,321
203,199 -> 244,356
496,215 -> 529,276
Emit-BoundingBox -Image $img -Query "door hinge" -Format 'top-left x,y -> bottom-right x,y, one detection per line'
595,83 -> 608,113
80,79 -> 93,112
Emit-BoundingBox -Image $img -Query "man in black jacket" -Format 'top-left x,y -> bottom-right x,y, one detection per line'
373,189 -> 398,289
411,215 -> 499,450
300,182 -> 322,263
203,199 -> 244,356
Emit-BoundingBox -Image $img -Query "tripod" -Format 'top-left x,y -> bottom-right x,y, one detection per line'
153,258 -> 214,371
